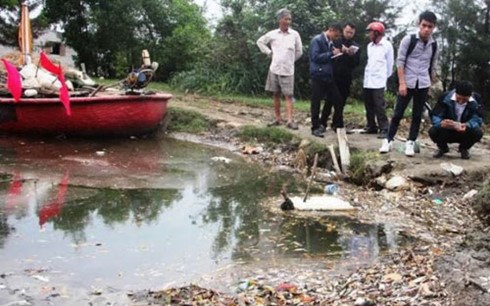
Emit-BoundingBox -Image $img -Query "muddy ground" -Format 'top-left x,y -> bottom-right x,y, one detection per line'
136,93 -> 490,305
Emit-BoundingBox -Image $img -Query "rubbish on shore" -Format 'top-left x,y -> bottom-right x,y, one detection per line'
385,175 -> 409,190
303,153 -> 319,202
280,186 -> 294,211
290,195 -> 354,210
328,144 -> 342,174
440,162 -> 463,176
433,198 -> 443,205
336,128 -> 350,173
324,184 -> 339,195
463,189 -> 478,199
242,146 -> 262,154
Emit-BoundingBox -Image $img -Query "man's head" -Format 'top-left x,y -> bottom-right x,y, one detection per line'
343,22 -> 356,40
276,8 -> 292,32
418,11 -> 437,41
325,22 -> 343,41
366,21 -> 385,43
455,80 -> 473,104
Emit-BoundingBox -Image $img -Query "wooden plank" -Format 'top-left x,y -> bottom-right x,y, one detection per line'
303,153 -> 319,202
336,128 -> 350,173
328,144 -> 342,174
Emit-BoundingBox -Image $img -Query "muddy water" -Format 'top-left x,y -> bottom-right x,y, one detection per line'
0,136 -> 401,304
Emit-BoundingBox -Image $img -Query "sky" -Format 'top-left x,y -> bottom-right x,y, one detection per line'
193,0 -> 433,29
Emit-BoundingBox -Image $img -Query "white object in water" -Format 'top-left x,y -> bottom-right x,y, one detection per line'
211,156 -> 231,164
290,195 -> 354,210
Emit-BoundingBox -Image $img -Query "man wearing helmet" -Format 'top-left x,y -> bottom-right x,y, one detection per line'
380,11 -> 438,156
361,21 -> 394,139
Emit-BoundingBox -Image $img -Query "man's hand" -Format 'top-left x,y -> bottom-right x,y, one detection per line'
455,123 -> 466,133
441,119 -> 466,132
398,83 -> 407,97
342,45 -> 354,56
332,47 -> 341,56
441,119 -> 454,129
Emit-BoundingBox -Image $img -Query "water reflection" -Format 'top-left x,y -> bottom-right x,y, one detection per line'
0,136 -> 403,298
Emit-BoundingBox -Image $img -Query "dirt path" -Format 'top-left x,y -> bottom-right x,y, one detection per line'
171,93 -> 490,182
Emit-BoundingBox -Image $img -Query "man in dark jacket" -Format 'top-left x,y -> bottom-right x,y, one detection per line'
429,80 -> 483,159
309,22 -> 343,137
331,22 -> 360,131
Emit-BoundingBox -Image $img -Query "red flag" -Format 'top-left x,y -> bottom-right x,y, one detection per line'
39,173 -> 69,227
1,59 -> 22,102
39,52 -> 71,115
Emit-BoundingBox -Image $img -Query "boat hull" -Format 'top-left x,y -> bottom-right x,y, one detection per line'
0,93 -> 172,136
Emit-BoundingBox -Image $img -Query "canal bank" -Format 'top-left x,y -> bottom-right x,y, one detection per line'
148,93 -> 490,305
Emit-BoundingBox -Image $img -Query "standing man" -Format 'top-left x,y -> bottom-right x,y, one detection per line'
361,22 -> 394,139
429,81 -> 483,160
380,11 -> 438,156
257,8 -> 303,130
309,22 -> 343,137
332,22 -> 361,131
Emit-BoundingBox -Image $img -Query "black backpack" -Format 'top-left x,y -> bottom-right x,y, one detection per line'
405,34 -> 438,76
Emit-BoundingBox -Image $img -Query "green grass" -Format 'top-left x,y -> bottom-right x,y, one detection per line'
238,125 -> 296,144
349,150 -> 379,185
167,107 -> 214,133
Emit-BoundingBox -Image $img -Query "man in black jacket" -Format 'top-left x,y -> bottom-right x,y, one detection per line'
330,22 -> 360,132
429,81 -> 484,159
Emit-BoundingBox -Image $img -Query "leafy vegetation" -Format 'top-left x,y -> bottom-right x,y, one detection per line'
2,0 -> 487,107
167,107 -> 215,134
42,0 -> 209,80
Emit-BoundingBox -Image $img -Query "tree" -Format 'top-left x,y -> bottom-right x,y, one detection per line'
171,0 -> 402,98
431,0 -> 490,103
0,0 -> 47,47
43,0 -> 209,80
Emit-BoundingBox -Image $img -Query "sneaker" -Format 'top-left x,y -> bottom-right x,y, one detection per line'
433,146 -> 449,158
379,139 -> 393,153
312,128 -> 325,138
405,140 -> 415,157
460,148 -> 471,160
318,124 -> 327,132
286,122 -> 299,130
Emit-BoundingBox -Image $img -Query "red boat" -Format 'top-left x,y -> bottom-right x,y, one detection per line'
0,93 -> 172,136
0,2 -> 172,137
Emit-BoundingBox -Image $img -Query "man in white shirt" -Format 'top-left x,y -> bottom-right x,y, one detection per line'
257,9 -> 303,130
362,22 -> 394,139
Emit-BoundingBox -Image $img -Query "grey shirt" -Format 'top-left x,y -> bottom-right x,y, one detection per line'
396,33 -> 438,89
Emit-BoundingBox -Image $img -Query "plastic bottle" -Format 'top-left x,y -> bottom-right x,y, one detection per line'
324,184 -> 339,195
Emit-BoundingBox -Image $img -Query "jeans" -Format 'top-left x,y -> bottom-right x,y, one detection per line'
387,87 -> 429,141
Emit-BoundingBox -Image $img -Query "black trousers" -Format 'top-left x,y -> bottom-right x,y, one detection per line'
387,87 -> 429,141
363,88 -> 389,131
311,78 -> 342,131
428,126 -> 483,150
332,77 -> 352,127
